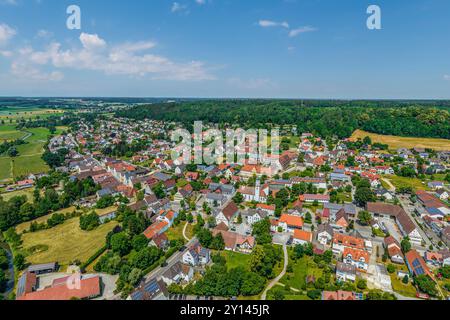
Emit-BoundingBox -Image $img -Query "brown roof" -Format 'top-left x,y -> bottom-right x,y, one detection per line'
222,201 -> 239,220
366,202 -> 403,216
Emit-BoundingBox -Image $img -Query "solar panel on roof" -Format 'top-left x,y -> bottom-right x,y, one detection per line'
412,259 -> 421,268
416,267 -> 425,275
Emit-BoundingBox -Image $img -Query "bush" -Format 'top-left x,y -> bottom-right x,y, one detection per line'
307,289 -> 322,300
387,264 -> 396,274
79,212 -> 100,231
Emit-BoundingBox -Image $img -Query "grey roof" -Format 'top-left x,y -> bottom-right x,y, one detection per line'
97,188 -> 113,197
152,172 -> 172,182
206,193 -> 225,202
336,262 -> 356,274
28,262 -> 58,273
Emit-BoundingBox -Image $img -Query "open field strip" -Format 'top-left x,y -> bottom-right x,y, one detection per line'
350,129 -> 450,151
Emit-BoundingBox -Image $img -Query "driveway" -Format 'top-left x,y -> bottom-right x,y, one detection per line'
261,244 -> 288,300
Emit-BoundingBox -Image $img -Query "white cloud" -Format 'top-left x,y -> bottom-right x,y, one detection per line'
171,2 -> 189,14
258,20 -> 289,29
288,26 -> 317,37
0,23 -> 16,46
0,0 -> 18,5
0,50 -> 12,57
7,33 -> 214,82
195,0 -> 205,4
444,74 -> 450,81
36,29 -> 53,38
79,33 -> 106,50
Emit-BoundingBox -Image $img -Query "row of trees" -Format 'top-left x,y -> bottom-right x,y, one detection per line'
116,101 -> 450,139
93,205 -> 164,298
0,175 -> 99,231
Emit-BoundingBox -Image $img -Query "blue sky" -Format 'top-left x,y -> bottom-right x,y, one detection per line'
0,0 -> 450,98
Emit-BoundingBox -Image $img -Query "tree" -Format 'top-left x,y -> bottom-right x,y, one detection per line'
363,136 -> 372,145
402,275 -> 409,284
8,147 -> 18,157
357,278 -> 367,290
131,234 -> 149,251
110,232 -> 131,256
354,187 -> 375,207
211,233 -> 225,251
307,289 -> 322,300
79,212 -> 100,231
96,195 -> 115,209
252,218 -> 272,245
357,210 -> 372,225
401,238 -> 412,254
240,272 -> 265,296
127,268 -> 142,286
232,192 -> 244,204
14,253 -> 26,271
271,287 -> 285,300
387,264 -> 396,274
414,275 -> 438,297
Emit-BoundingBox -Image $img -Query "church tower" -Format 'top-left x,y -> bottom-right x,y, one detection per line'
255,179 -> 261,202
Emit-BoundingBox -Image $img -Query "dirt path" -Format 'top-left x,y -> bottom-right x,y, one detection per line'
261,244 -> 288,300
382,178 -> 396,192
182,222 -> 190,241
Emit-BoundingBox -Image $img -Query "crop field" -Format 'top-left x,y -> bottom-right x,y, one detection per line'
20,217 -> 118,269
0,157 -> 11,181
0,107 -> 64,123
350,130 -> 450,151
0,126 -> 67,180
0,125 -> 26,142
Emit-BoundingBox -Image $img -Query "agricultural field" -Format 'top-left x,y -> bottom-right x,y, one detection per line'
0,126 -> 67,180
0,125 -> 26,142
0,157 -> 11,180
0,107 -> 64,123
350,129 -> 450,151
15,207 -> 77,234
0,188 -> 35,203
19,217 -> 118,270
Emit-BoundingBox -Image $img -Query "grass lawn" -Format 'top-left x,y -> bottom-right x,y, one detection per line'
350,129 -> 450,151
390,275 -> 417,297
165,223 -> 186,242
221,250 -> 252,271
185,222 -> 195,239
0,157 -> 11,181
279,253 -> 323,290
0,187 -> 35,203
383,175 -> 430,191
20,217 -> 118,270
337,192 -> 352,203
12,155 -> 49,177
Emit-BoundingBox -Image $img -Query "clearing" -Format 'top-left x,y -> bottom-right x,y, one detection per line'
350,130 -> 450,151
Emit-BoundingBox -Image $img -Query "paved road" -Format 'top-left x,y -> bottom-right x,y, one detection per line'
382,177 -> 432,247
143,237 -> 198,283
261,244 -> 288,300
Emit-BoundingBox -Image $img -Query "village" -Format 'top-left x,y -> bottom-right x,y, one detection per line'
2,115 -> 450,301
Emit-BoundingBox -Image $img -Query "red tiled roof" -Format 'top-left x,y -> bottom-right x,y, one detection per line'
293,229 -> 312,242
18,276 -> 101,300
279,214 -> 304,228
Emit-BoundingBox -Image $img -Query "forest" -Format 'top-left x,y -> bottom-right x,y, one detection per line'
115,100 -> 450,139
